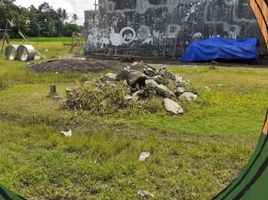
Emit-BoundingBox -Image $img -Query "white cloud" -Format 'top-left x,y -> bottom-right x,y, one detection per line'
15,0 -> 96,25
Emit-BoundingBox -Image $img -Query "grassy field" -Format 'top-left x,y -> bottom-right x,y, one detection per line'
0,38 -> 268,200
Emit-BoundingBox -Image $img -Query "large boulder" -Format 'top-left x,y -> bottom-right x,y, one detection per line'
152,75 -> 169,85
179,92 -> 198,102
164,98 -> 184,114
116,67 -> 131,81
144,67 -> 157,77
175,87 -> 186,96
145,79 -> 159,92
127,70 -> 148,87
156,84 -> 174,98
159,66 -> 176,80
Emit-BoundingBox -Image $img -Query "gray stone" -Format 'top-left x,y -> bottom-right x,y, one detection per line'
179,92 -> 198,102
144,67 -> 157,77
65,88 -> 72,97
116,67 -> 131,81
145,79 -> 159,92
164,98 -> 184,114
100,72 -> 116,82
175,81 -> 187,87
133,90 -> 149,99
80,74 -> 89,83
131,61 -> 145,70
152,75 -> 169,85
156,84 -> 174,98
125,95 -> 134,101
159,67 -> 176,80
175,75 -> 183,83
131,90 -> 143,101
127,71 -> 148,87
175,87 -> 186,96
137,190 -> 154,198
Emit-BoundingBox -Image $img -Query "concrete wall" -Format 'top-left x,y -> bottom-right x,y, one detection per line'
85,0 -> 265,57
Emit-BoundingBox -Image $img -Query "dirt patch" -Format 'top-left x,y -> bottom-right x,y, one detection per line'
32,58 -> 127,73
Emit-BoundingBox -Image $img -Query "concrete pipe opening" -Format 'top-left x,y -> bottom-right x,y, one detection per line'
17,45 -> 36,61
5,44 -> 19,60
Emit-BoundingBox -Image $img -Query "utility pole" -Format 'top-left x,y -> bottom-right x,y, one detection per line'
94,0 -> 98,11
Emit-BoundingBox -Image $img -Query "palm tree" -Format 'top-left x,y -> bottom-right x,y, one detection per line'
72,14 -> 78,23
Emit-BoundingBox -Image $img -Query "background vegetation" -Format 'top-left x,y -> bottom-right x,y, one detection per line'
0,0 -> 81,37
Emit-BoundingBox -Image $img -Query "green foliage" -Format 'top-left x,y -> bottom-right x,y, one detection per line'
62,23 -> 81,37
0,1 -> 81,37
64,81 -> 134,115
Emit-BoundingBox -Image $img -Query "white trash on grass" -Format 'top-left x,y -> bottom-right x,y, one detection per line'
61,129 -> 72,137
139,152 -> 151,162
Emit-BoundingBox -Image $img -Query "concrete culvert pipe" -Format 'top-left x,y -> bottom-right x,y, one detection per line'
5,44 -> 19,60
17,45 -> 36,61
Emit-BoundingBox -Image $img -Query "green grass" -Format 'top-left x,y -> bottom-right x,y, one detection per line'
12,37 -> 72,42
0,38 -> 267,199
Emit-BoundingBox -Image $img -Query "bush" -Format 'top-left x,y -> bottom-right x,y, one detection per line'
62,80 -> 169,116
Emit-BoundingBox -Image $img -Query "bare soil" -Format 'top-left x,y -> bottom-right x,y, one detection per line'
31,58 -> 127,73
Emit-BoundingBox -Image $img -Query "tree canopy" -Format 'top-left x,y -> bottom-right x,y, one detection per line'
0,0 -> 81,37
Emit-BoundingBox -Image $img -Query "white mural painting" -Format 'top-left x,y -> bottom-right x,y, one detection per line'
85,0 -> 262,55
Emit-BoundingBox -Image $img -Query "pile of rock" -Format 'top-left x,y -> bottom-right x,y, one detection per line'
65,61 -> 198,115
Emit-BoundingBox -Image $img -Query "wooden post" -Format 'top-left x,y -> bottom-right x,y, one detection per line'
49,84 -> 57,95
1,21 -> 8,55
248,0 -> 268,51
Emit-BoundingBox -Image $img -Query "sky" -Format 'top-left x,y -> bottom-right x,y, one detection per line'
15,0 -> 96,25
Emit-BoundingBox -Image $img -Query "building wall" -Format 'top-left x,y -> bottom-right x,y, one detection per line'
85,0 -> 265,57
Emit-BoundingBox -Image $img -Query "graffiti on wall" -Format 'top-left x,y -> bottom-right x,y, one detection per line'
85,0 -> 263,55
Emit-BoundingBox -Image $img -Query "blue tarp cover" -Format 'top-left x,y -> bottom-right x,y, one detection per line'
181,38 -> 258,63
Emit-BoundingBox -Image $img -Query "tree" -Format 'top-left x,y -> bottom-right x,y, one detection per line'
72,14 -> 78,23
62,23 -> 80,37
0,1 -> 81,37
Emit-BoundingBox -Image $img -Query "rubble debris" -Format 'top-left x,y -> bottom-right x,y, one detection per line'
152,75 -> 169,85
155,84 -> 174,98
116,67 -> 131,81
61,129 -> 72,137
80,74 -> 89,83
137,190 -> 154,198
63,61 -> 198,115
175,75 -> 183,83
127,71 -> 148,87
145,79 -> 158,93
139,152 -> 151,162
179,92 -> 198,102
164,98 -> 184,114
144,66 -> 157,77
159,66 -> 176,80
175,87 -> 186,96
100,72 -> 116,82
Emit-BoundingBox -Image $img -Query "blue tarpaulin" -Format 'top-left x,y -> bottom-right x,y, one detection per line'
181,38 -> 258,63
